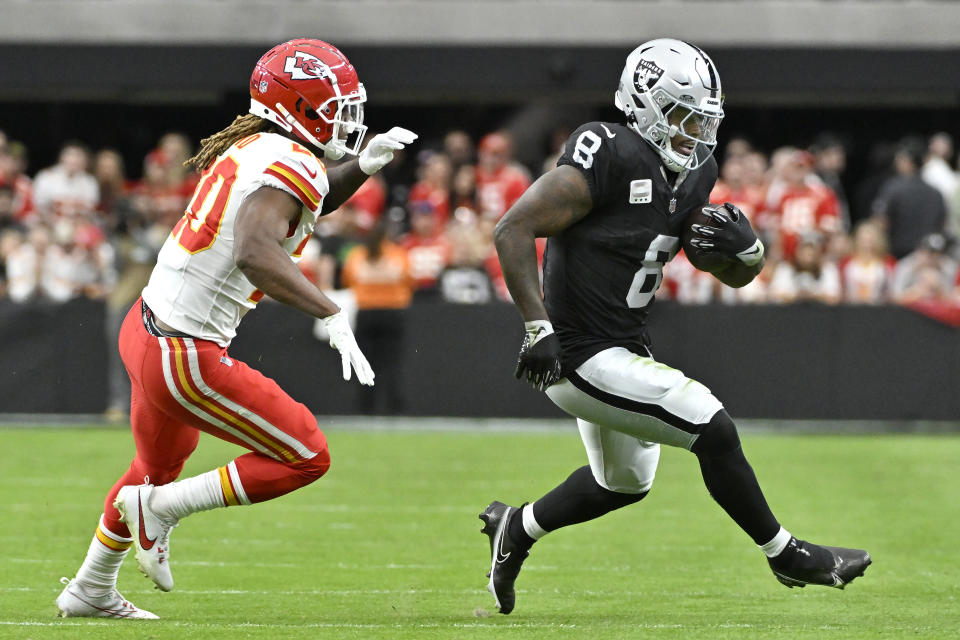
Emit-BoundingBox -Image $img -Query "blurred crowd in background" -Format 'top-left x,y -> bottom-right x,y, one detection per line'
2,124 -> 960,319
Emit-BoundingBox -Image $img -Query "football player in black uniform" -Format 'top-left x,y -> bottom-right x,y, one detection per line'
479,39 -> 870,615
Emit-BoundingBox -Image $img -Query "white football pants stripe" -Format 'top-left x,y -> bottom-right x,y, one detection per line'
182,339 -> 317,460
158,338 -> 280,460
226,460 -> 251,505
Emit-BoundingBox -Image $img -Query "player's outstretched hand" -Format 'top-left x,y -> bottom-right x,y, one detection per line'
515,321 -> 563,391
322,311 -> 375,386
688,202 -> 765,266
359,127 -> 418,175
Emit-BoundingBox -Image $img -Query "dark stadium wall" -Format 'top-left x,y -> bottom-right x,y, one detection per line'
1,299 -> 957,420
0,298 -> 109,413
1,44 -> 958,192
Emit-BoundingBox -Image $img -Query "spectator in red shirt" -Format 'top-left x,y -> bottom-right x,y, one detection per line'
157,131 -> 199,196
810,133 -> 851,230
710,155 -> 765,222
400,201 -> 452,298
342,175 -> 387,233
0,138 -> 34,222
475,131 -> 531,220
767,150 -> 842,261
130,150 -> 189,231
408,152 -> 452,225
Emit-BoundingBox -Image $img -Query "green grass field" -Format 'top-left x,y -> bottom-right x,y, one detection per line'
0,424 -> 957,639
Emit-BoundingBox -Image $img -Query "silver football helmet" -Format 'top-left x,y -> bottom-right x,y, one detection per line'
614,39 -> 724,172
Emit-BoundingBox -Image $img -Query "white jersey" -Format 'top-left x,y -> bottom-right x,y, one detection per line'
142,132 -> 329,346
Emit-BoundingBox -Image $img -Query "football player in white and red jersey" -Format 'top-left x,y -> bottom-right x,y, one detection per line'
56,39 -> 417,619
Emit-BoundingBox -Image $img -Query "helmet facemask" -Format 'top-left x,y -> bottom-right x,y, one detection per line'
614,39 -> 725,173
648,92 -> 722,172
310,85 -> 368,160
268,86 -> 367,161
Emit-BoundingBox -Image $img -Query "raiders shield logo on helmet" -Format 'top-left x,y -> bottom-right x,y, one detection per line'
633,59 -> 664,92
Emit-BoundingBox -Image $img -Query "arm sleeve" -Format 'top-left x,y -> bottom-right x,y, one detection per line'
556,123 -> 619,208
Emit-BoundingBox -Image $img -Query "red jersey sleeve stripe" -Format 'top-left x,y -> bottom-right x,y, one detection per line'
264,166 -> 319,211
291,236 -> 311,258
272,161 -> 322,202
265,162 -> 321,210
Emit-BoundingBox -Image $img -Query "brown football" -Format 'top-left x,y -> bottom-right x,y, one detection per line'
681,207 -> 731,273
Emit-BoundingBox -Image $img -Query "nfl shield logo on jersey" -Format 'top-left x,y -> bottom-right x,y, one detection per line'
629,179 -> 653,204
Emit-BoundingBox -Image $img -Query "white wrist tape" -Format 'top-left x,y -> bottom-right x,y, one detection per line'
736,239 -> 765,266
524,320 -> 554,346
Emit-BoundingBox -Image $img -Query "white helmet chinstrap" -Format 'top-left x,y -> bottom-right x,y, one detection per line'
614,39 -> 724,172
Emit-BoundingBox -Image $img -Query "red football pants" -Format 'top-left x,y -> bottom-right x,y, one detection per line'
101,299 -> 330,538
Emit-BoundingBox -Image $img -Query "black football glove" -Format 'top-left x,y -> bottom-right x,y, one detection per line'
688,202 -> 765,266
515,321 -> 563,391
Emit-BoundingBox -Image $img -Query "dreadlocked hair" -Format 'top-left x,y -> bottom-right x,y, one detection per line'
185,114 -> 275,172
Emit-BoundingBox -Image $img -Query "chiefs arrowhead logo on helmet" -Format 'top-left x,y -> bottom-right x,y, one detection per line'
249,39 -> 368,160
284,52 -> 334,82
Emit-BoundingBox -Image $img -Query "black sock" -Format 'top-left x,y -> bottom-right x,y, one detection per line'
508,466 -> 647,547
507,506 -> 535,548
692,411 -> 780,545
696,445 -> 780,544
769,537 -> 834,569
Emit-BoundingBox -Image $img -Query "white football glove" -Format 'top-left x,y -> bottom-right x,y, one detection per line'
358,127 -> 418,175
322,311 -> 375,386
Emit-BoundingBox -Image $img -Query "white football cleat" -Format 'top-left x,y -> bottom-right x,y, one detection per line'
56,577 -> 159,619
114,484 -> 178,592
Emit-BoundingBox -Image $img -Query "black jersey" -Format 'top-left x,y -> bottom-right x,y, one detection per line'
545,121 -> 718,374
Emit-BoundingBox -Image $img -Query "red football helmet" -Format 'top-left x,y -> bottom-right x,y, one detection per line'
249,39 -> 367,160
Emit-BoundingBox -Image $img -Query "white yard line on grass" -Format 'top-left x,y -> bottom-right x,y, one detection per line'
7,558 -> 443,570
7,557 -> 640,573
3,621 -> 582,629
4,414 -> 959,433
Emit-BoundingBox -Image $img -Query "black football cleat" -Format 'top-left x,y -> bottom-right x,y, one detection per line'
479,501 -> 530,614
768,537 -> 871,589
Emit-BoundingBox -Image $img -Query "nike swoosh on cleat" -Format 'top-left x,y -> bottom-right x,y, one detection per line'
494,527 -> 511,564
138,493 -> 157,551
67,588 -> 139,618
